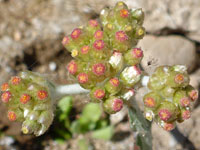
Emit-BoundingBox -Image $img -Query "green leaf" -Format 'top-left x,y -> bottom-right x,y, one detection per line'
58,96 -> 72,113
92,126 -> 114,140
81,103 -> 102,123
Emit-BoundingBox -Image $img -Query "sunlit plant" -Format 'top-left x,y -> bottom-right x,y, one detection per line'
0,1 -> 198,150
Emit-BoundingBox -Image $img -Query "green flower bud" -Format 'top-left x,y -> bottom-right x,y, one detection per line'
143,92 -> 162,110
105,77 -> 122,94
103,96 -> 123,114
157,101 -> 179,122
90,87 -> 106,102
120,65 -> 141,87
173,90 -> 191,108
124,48 -> 143,65
1,71 -> 55,136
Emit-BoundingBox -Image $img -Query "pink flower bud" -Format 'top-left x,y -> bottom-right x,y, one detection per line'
163,123 -> 175,131
11,76 -> 21,85
174,74 -> 184,84
180,97 -> 190,107
71,28 -> 82,39
113,98 -> 123,112
132,48 -> 143,58
182,110 -> 191,120
93,40 -> 105,50
115,31 -> 128,42
67,60 -> 78,75
77,73 -> 89,84
81,46 -> 90,54
89,20 -> 98,27
1,83 -> 9,91
94,89 -> 105,99
158,109 -> 172,121
1,91 -> 12,103
188,89 -> 198,102
92,63 -> 106,76
110,78 -> 120,87
62,36 -> 70,46
94,30 -> 103,39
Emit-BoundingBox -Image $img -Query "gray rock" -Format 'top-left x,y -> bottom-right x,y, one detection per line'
138,35 -> 197,73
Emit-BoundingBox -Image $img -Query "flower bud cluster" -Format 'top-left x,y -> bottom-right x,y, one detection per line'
63,1 -> 145,114
1,71 -> 54,136
144,65 -> 198,131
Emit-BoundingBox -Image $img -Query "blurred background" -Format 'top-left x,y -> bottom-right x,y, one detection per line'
0,0 -> 200,150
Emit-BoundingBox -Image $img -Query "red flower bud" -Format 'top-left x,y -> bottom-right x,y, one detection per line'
188,89 -> 198,102
113,98 -> 123,112
20,94 -> 31,104
8,111 -> 17,121
174,74 -> 184,84
1,83 -> 9,91
180,97 -> 190,107
182,110 -> 191,120
37,90 -> 48,100
120,9 -> 129,18
94,89 -> 105,99
144,97 -> 156,108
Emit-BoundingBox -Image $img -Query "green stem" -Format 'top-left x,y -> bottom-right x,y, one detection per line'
127,98 -> 152,150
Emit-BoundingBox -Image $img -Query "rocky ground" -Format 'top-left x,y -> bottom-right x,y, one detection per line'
0,0 -> 200,150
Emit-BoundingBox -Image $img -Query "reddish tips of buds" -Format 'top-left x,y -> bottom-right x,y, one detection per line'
92,63 -> 106,76
37,90 -> 48,100
163,123 -> 175,131
93,40 -> 105,50
8,111 -> 16,121
1,91 -> 12,103
62,36 -> 70,45
71,28 -> 82,39
81,46 -> 90,54
120,9 -> 129,18
133,65 -> 142,75
110,78 -> 120,87
189,90 -> 198,102
94,30 -> 103,39
182,110 -> 191,120
20,94 -> 31,104
94,89 -> 105,99
89,20 -> 98,27
174,74 -> 184,84
115,31 -> 128,42
180,97 -> 190,107
113,98 -> 123,112
1,83 -> 9,91
67,60 -> 78,75
11,76 -> 21,85
144,97 -> 156,108
77,73 -> 89,84
132,48 -> 143,58
158,109 -> 172,121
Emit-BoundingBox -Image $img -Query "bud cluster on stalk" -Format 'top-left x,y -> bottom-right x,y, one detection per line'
144,65 -> 199,131
1,71 -> 55,136
63,1 -> 145,114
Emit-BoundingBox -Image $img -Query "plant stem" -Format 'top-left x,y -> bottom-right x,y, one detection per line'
53,83 -> 89,100
127,97 -> 152,150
